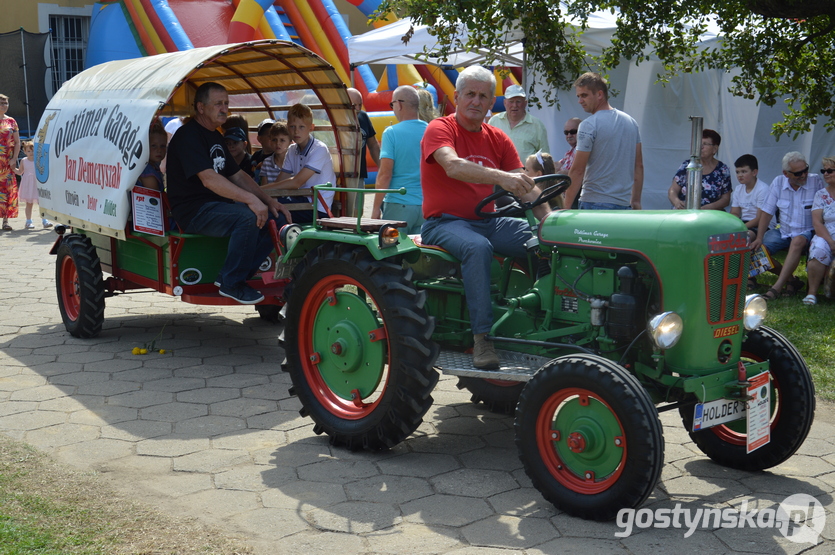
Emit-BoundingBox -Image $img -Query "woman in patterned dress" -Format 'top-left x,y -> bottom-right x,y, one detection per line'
0,93 -> 20,230
668,129 -> 732,210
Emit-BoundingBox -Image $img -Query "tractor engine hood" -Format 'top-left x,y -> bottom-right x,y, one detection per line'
538,210 -> 748,261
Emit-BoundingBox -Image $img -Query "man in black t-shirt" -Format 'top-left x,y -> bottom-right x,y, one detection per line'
347,88 -> 380,182
167,82 -> 290,304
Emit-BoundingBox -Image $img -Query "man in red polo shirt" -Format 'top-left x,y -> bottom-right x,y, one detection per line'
420,66 -> 546,369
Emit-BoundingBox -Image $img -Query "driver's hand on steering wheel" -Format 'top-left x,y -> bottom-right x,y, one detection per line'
500,173 -> 535,198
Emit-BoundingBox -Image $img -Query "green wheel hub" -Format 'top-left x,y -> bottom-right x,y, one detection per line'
311,289 -> 385,400
550,392 -> 625,482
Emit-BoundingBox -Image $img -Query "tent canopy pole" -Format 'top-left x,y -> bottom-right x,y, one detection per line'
19,28 -> 32,138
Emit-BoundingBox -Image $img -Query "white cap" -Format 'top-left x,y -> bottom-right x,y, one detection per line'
504,85 -> 526,99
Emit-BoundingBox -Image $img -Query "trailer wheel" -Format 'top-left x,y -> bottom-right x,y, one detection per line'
56,234 -> 105,338
457,377 -> 523,415
285,244 -> 439,450
515,354 -> 664,520
255,305 -> 283,324
679,326 -> 815,470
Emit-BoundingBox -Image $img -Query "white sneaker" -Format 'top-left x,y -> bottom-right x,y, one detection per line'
42,219 -> 53,229
25,220 -> 34,230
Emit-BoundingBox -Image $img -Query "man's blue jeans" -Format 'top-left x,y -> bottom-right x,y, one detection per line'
185,201 -> 287,287
421,215 -> 533,335
762,228 -> 814,256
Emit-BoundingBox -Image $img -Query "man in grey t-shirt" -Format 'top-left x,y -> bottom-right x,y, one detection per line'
565,72 -> 643,210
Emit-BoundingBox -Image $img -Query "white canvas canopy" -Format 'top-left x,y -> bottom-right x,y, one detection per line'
347,17 -> 525,68
35,41 -> 360,238
349,15 -> 835,209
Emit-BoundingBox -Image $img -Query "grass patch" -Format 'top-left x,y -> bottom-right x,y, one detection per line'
0,437 -> 251,555
756,293 -> 835,401
753,256 -> 835,401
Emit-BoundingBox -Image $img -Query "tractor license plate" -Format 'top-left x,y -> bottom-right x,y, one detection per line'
692,398 -> 746,431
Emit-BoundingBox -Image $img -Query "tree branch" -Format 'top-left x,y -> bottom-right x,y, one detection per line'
746,0 -> 835,18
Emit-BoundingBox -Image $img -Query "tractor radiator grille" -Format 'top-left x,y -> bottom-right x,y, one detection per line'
705,251 -> 748,324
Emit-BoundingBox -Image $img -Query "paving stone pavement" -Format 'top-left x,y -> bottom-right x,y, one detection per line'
1,212 -> 834,554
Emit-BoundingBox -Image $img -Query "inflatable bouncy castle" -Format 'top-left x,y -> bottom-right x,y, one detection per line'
86,0 -> 523,179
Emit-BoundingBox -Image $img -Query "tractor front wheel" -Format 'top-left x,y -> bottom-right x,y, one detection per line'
680,326 -> 815,470
515,354 -> 664,520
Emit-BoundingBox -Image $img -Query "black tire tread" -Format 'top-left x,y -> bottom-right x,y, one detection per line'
55,234 -> 105,338
679,326 -> 815,471
515,354 -> 664,520
285,244 -> 439,451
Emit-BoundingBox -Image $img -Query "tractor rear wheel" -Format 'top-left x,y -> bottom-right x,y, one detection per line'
284,244 -> 439,450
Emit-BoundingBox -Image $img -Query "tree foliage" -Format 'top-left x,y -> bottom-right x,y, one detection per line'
375,0 -> 835,138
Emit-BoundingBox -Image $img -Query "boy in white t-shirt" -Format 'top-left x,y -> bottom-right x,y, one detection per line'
731,154 -> 773,290
731,154 -> 771,239
262,103 -> 336,223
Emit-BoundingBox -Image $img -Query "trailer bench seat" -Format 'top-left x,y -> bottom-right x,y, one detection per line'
317,217 -> 407,232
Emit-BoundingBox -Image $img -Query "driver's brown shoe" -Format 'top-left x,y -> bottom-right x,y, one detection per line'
473,334 -> 500,369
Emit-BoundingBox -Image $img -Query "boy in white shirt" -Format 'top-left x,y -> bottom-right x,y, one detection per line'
731,154 -> 771,240
732,154 -> 774,291
262,104 -> 336,223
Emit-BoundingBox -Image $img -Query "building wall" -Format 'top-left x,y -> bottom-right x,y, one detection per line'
0,1 -> 93,34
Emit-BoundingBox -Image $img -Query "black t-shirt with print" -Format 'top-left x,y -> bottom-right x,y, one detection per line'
166,119 -> 240,229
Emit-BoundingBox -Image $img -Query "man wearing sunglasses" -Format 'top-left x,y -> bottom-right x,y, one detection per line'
558,117 -> 582,208
557,118 -> 581,173
750,151 -> 825,300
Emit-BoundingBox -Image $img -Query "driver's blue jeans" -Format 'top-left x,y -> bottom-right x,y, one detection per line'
185,201 -> 287,287
421,215 -> 533,335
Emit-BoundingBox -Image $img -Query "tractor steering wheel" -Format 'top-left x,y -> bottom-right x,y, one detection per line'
475,174 -> 571,219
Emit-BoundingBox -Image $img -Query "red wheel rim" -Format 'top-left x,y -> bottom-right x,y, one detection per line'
536,387 -> 627,494
60,255 -> 81,321
709,350 -> 781,445
298,274 -> 389,420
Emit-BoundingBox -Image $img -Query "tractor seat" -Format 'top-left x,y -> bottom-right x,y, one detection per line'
411,235 -> 450,254
317,217 -> 406,232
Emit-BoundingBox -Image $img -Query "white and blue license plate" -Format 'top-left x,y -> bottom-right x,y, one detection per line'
692,397 -> 746,431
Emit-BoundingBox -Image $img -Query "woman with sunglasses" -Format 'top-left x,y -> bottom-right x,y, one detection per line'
668,129 -> 732,210
803,156 -> 835,305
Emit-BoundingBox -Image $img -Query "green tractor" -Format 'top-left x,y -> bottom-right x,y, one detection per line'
280,178 -> 815,521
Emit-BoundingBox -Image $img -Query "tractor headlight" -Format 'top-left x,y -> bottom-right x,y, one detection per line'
647,311 -> 683,350
743,294 -> 767,330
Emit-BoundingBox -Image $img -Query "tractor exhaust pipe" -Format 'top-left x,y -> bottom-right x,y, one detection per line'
685,116 -> 703,210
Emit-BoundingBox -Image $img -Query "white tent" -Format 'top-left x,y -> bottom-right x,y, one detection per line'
349,16 -> 835,209
348,18 -> 525,68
